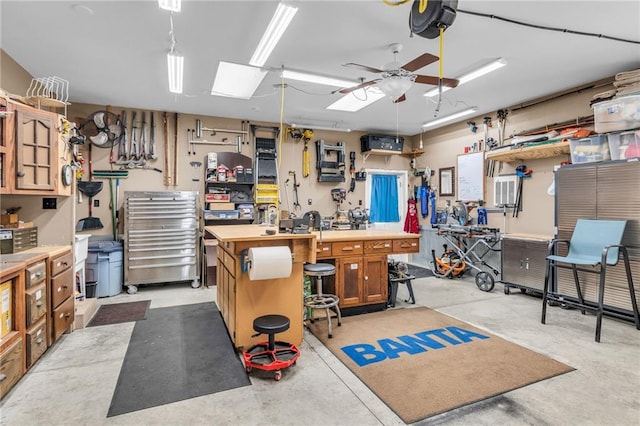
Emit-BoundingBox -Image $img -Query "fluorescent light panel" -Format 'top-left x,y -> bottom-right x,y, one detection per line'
327,86 -> 386,112
282,69 -> 356,88
158,0 -> 181,12
211,61 -> 268,99
249,2 -> 298,67
422,107 -> 478,129
424,58 -> 507,98
167,52 -> 184,94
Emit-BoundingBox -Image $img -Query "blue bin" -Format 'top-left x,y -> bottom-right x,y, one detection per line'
86,239 -> 123,298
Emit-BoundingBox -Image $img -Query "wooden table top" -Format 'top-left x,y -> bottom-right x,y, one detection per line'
205,224 -> 419,243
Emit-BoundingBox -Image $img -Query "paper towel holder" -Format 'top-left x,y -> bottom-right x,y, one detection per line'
240,247 -> 294,274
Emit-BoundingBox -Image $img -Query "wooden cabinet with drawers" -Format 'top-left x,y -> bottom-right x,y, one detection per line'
49,249 -> 74,343
316,232 -> 419,311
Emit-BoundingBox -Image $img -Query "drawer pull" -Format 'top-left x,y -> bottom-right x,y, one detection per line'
36,301 -> 43,307
36,337 -> 44,345
65,313 -> 71,318
0,374 -> 6,382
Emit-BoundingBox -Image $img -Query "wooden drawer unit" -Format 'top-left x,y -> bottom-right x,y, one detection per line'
25,261 -> 46,288
51,297 -> 74,342
50,251 -> 73,277
332,240 -> 363,257
26,318 -> 47,368
25,283 -> 47,328
392,238 -> 419,254
50,267 -> 73,309
316,242 -> 332,259
364,239 -> 392,254
0,338 -> 23,399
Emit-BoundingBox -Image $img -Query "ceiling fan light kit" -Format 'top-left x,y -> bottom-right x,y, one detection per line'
422,107 -> 478,129
378,75 -> 414,99
249,2 -> 298,67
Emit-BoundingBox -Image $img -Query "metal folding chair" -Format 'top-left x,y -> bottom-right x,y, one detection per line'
541,219 -> 640,342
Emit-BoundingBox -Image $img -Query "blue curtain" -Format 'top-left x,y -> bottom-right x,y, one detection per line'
370,174 -> 399,222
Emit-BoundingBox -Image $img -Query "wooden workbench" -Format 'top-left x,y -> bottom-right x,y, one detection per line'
205,224 -> 420,350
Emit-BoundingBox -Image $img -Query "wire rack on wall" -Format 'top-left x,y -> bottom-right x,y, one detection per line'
26,76 -> 70,114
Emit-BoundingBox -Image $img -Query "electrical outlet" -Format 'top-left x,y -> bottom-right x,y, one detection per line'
359,200 -> 362,206
308,198 -> 312,205
94,199 -> 99,207
42,197 -> 57,209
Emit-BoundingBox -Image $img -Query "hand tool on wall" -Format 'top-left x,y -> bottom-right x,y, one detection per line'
289,170 -> 301,212
348,151 -> 356,192
302,139 -> 310,177
130,111 -> 138,160
140,111 -> 147,159
483,117 -> 493,177
118,110 -> 128,161
148,111 -> 157,159
497,109 -> 509,173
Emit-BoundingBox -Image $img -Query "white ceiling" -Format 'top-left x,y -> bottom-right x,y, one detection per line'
2,0 -> 639,136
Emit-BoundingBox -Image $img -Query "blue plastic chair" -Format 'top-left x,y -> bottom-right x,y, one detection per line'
541,219 -> 640,342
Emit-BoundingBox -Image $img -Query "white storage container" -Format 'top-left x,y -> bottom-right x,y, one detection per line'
569,135 -> 610,164
74,234 -> 91,264
593,94 -> 640,133
608,130 -> 640,160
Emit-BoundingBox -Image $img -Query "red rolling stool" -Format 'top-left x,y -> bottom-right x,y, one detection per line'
242,314 -> 300,381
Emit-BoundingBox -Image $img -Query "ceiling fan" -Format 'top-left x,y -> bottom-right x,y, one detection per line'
339,43 -> 459,102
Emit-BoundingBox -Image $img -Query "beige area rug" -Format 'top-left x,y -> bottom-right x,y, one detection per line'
308,307 -> 574,423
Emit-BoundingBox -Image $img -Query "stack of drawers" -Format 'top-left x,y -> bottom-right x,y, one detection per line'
49,249 -> 74,343
24,260 -> 48,367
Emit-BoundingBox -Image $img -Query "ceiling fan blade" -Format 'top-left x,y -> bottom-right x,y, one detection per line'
343,63 -> 385,74
401,53 -> 439,72
339,80 -> 378,94
393,94 -> 407,103
414,75 -> 460,88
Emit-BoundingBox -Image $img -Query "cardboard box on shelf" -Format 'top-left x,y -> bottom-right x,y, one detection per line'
1,214 -> 18,225
1,280 -> 13,338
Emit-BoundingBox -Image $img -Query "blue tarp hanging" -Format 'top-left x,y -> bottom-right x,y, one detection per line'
370,174 -> 399,223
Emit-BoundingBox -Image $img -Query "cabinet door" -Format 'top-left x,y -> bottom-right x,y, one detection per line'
523,240 -> 549,290
501,239 -> 527,285
0,99 -> 9,193
15,108 -> 55,191
336,257 -> 363,307
363,255 -> 388,304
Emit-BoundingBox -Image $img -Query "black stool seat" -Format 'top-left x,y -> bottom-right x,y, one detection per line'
253,314 -> 290,335
304,263 -> 336,276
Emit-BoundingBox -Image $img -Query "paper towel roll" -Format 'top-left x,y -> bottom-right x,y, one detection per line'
248,246 -> 292,280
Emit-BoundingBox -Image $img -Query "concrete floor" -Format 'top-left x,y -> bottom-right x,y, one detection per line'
1,275 -> 639,426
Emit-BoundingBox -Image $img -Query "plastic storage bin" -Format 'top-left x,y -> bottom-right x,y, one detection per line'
570,135 -> 610,164
86,239 -> 123,298
608,130 -> 640,160
593,94 -> 640,133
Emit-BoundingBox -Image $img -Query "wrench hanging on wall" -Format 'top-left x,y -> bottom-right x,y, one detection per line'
148,111 -> 157,159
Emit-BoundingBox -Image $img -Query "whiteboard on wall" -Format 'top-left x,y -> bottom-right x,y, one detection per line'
457,152 -> 485,201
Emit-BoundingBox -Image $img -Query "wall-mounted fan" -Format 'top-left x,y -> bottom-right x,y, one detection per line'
339,43 -> 459,102
79,110 -> 124,148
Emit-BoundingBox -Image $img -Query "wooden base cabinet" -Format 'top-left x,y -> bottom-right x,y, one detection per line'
0,339 -> 23,399
48,249 -> 74,345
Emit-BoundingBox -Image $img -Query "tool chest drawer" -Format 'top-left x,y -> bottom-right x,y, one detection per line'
49,251 -> 73,277
392,238 -> 419,254
26,318 -> 47,368
25,283 -> 47,327
51,297 -> 74,342
364,239 -> 392,254
25,261 -> 46,288
0,338 -> 23,399
332,241 -> 363,257
50,267 -> 73,309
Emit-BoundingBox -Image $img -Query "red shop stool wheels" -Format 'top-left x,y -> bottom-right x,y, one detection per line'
242,314 -> 300,381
